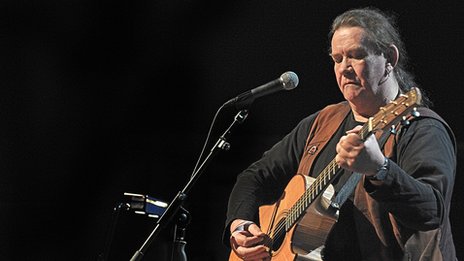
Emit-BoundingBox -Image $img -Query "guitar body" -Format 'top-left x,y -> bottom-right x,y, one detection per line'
229,174 -> 338,261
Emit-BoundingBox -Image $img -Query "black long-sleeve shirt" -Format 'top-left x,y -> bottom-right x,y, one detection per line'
224,107 -> 457,260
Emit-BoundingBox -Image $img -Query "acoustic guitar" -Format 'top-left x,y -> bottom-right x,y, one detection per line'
229,87 -> 422,261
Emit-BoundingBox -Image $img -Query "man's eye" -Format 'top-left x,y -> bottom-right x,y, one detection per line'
351,51 -> 367,60
332,56 -> 342,63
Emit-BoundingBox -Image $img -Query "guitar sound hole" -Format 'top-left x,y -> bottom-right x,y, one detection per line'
271,219 -> 286,251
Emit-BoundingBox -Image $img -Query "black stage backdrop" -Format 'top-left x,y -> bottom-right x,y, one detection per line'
1,1 -> 463,260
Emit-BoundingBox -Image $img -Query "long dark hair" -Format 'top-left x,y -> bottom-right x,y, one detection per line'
328,7 -> 431,107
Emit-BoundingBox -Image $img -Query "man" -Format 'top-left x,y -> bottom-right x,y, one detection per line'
224,7 -> 457,261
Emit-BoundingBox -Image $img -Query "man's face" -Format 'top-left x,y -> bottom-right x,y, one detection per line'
330,26 -> 389,114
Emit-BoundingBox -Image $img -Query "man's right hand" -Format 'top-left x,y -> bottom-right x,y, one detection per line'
229,219 -> 270,260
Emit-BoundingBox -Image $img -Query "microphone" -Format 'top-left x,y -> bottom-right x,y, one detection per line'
224,71 -> 299,109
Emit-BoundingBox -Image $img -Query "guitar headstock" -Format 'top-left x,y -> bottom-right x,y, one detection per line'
367,87 -> 422,133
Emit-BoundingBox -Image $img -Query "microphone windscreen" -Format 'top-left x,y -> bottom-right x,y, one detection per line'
281,71 -> 299,90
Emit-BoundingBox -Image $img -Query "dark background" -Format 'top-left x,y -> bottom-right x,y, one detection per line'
1,1 -> 463,260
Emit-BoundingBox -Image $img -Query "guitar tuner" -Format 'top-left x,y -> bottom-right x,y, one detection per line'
411,107 -> 420,118
390,125 -> 397,135
401,116 -> 410,126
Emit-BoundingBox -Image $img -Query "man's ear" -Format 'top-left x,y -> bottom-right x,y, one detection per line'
387,44 -> 399,67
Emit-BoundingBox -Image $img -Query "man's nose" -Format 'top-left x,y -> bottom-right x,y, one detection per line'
338,57 -> 354,76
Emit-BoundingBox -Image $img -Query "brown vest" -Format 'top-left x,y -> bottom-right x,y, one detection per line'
295,102 -> 455,260
296,101 -> 351,177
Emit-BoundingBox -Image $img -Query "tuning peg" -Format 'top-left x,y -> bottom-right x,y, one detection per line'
411,107 -> 420,118
390,125 -> 397,135
401,116 -> 410,126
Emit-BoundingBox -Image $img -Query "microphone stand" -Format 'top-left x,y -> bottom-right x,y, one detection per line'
171,206 -> 190,261
130,109 -> 249,261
